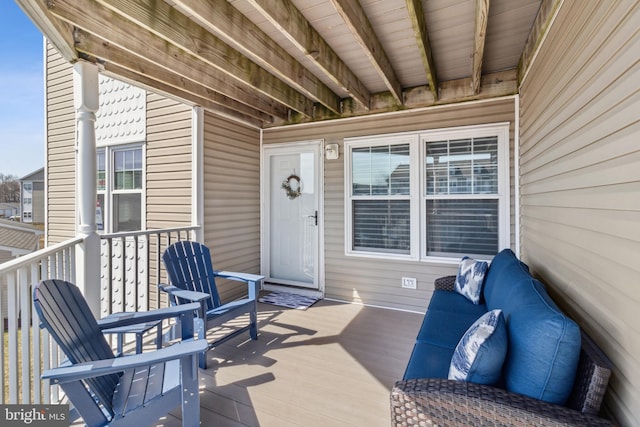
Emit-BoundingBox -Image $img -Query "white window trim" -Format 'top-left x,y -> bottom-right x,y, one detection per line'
420,123 -> 510,263
96,142 -> 146,233
345,123 -> 510,263
344,132 -> 420,261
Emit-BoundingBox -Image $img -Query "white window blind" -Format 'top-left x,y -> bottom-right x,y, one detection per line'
425,136 -> 499,257
351,144 -> 411,254
346,124 -> 509,261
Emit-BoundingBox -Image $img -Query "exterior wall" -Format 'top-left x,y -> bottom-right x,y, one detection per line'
263,98 -> 516,312
45,43 -> 76,244
32,181 -> 45,224
518,2 -> 638,426
46,45 -> 195,233
202,113 -> 261,302
145,93 -> 193,229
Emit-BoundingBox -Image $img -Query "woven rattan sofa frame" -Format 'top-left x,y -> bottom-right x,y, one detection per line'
390,275 -> 614,427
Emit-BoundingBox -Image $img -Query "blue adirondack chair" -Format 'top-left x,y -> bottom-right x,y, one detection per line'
161,241 -> 264,369
33,279 -> 208,427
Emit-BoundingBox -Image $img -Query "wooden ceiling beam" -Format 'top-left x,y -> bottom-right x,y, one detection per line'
405,0 -> 438,100
76,33 -> 274,123
94,0 -> 313,117
47,0 -> 292,120
472,0 -> 490,95
335,69 -> 517,121
331,0 -> 403,105
102,63 -> 265,128
518,0 -> 563,85
73,30 -> 286,121
171,0 -> 340,114
246,0 -> 371,110
15,0 -> 77,63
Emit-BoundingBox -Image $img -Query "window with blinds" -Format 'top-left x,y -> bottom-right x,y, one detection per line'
425,137 -> 499,257
345,123 -> 509,261
351,144 -> 411,254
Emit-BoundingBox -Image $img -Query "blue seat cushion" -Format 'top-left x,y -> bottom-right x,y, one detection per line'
502,278 -> 581,405
417,290 -> 487,349
403,341 -> 453,380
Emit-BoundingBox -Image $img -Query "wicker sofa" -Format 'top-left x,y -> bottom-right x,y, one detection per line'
391,249 -> 613,426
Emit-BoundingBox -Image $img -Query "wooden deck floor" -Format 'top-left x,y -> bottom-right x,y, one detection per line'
153,298 -> 422,427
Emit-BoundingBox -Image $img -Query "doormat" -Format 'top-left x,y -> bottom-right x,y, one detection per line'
258,292 -> 319,310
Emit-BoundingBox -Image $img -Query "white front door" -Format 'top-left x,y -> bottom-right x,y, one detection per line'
263,142 -> 321,290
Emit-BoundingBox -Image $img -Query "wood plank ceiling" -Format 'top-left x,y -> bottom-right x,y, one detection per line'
17,0 -> 556,128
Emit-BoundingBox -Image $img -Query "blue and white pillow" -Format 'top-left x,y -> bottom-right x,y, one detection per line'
448,309 -> 507,385
454,256 -> 489,304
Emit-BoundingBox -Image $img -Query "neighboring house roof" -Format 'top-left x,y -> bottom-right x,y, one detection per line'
0,218 -> 43,255
20,167 -> 45,182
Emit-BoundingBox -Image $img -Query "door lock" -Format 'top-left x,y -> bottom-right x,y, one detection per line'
307,210 -> 318,226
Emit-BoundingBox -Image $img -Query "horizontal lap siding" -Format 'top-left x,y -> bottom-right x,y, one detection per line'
145,93 -> 192,229
202,114 -> 261,302
518,2 -> 639,426
45,44 -> 75,244
263,99 -> 516,312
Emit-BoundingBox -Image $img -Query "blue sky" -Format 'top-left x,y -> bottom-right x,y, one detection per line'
0,2 -> 45,178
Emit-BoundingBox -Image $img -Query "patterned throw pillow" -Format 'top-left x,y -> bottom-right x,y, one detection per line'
448,309 -> 508,385
454,256 -> 489,304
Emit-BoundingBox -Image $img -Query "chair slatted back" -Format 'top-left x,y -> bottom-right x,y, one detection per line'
163,241 -> 222,312
34,280 -> 119,414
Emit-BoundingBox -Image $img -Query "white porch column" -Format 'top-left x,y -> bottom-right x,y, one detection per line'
73,60 -> 101,316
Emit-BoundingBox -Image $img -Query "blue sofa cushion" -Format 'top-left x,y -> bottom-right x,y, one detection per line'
502,278 -> 581,405
417,290 -> 487,349
454,256 -> 489,304
403,341 -> 453,380
483,249 -> 530,308
449,309 -> 507,385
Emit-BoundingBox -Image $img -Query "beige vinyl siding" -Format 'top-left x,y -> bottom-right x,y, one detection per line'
32,182 -> 45,224
144,94 -> 194,309
518,2 -> 639,426
202,113 -> 261,302
145,93 -> 193,228
45,43 -> 76,245
263,98 -> 516,312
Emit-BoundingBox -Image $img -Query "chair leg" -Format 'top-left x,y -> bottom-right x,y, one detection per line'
156,323 -> 163,349
249,309 -> 258,340
180,353 -> 201,427
194,317 -> 208,369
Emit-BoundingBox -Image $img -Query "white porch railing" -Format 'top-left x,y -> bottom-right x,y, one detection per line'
0,225 -> 199,406
0,236 -> 82,404
99,225 -> 199,316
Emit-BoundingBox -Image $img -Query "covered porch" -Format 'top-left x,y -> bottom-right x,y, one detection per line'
3,0 -> 639,426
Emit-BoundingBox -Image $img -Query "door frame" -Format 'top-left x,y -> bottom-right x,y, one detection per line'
261,140 -> 325,297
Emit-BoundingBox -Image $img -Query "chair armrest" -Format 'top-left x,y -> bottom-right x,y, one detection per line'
434,275 -> 456,291
166,289 -> 210,303
214,271 -> 262,300
97,302 -> 201,329
214,271 -> 264,283
43,339 -> 208,384
158,283 -> 177,293
391,379 -> 613,427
